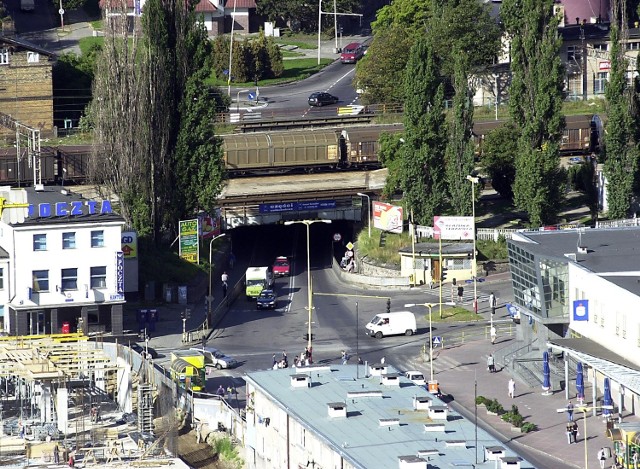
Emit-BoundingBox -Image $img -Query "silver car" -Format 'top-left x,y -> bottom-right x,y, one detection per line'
190,346 -> 238,369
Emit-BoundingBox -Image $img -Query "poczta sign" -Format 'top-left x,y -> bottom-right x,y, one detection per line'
28,200 -> 113,218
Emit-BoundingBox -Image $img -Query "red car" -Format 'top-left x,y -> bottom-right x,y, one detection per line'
273,256 -> 290,277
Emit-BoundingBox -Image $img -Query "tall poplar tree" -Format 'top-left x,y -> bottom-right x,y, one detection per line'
400,37 -> 447,225
502,0 -> 565,226
603,14 -> 638,218
445,54 -> 475,215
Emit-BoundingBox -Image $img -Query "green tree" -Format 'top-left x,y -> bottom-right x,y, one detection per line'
603,23 -> 638,218
372,0 -> 432,33
400,37 -> 447,224
502,0 -> 565,226
444,54 -> 475,215
480,124 -> 518,199
378,131 -> 405,198
255,0 -> 360,33
354,24 -> 413,104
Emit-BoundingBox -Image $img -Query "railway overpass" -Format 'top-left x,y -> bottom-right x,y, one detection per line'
218,169 -> 387,229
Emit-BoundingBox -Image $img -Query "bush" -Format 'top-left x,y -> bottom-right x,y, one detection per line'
512,414 -> 525,428
475,396 -> 490,406
520,422 -> 537,433
486,399 -> 504,415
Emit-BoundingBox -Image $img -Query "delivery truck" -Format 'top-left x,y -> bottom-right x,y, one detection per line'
366,311 -> 417,339
245,266 -> 273,299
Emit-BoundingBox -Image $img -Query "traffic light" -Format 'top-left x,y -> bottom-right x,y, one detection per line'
386,299 -> 391,314
441,267 -> 448,282
181,311 -> 185,320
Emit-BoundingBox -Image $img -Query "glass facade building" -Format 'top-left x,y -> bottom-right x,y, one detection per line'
508,240 -> 569,320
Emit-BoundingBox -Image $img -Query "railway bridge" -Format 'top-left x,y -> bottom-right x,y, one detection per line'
218,169 -> 387,229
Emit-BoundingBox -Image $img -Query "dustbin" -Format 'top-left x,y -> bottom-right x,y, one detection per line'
61,322 -> 70,334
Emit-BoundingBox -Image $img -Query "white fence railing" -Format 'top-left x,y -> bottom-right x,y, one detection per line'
415,225 -> 518,241
596,218 -> 640,228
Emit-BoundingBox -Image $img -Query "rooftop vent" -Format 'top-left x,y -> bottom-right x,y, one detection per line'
485,446 -> 506,461
398,455 -> 427,469
346,390 -> 382,398
423,423 -> 446,432
500,456 -> 522,469
299,365 -> 332,374
577,246 -> 588,254
290,374 -> 311,388
327,402 -> 347,418
369,363 -> 388,376
445,440 -> 467,448
417,449 -> 439,458
413,396 -> 431,411
379,418 -> 400,427
381,373 -> 400,386
564,253 -> 577,261
428,405 -> 449,420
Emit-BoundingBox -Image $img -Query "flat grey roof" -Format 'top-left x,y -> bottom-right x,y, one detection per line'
245,365 -> 534,469
510,227 -> 640,294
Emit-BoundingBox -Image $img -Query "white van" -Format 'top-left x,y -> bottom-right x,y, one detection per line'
366,311 -> 417,339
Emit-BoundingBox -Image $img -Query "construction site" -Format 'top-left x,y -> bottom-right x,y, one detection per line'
0,333 -> 209,468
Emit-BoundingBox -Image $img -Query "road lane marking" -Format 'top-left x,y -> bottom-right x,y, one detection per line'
325,67 -> 356,92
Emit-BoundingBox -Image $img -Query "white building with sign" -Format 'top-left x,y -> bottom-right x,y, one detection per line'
0,186 -> 126,335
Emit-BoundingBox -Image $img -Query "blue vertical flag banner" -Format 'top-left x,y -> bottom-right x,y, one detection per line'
572,299 -> 589,321
116,251 -> 125,295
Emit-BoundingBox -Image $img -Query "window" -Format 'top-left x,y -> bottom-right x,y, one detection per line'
626,42 -> 640,51
594,72 -> 608,94
61,268 -> 78,291
567,46 -> 582,61
33,270 -> 49,292
90,266 -> 107,289
26,52 -> 39,63
62,232 -> 76,249
91,230 -> 104,248
0,48 -> 8,65
33,234 -> 47,251
593,43 -> 608,52
0,268 -> 4,290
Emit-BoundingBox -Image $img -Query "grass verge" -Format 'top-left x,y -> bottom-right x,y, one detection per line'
427,306 -> 483,322
356,228 -> 411,267
207,58 -> 333,87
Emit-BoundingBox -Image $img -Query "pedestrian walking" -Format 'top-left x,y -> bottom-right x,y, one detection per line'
272,354 -> 277,367
457,285 -> 464,303
216,385 -> 225,398
221,272 -> 229,297
567,400 -> 574,422
598,447 -> 607,469
380,356 -> 386,365
221,271 -> 229,284
229,253 -> 235,270
487,354 -> 495,373
341,350 -> 348,365
54,444 -> 60,464
490,325 -> 497,344
508,378 -> 516,398
227,386 -> 233,399
489,292 -> 497,315
632,450 -> 638,469
571,421 -> 578,443
196,423 -> 202,444
566,422 -> 573,444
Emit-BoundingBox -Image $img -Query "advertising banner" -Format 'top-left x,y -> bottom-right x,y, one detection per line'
121,231 -> 137,258
199,210 -> 221,239
115,251 -> 125,296
372,201 -> 403,234
179,219 -> 200,264
573,299 -> 589,321
433,216 -> 474,240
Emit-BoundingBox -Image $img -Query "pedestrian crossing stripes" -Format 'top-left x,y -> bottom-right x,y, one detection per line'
432,353 -> 473,374
421,289 -> 491,306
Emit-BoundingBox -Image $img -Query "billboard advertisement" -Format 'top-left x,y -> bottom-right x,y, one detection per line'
179,219 -> 200,264
373,201 -> 403,234
121,231 -> 137,258
199,210 -> 221,239
433,216 -> 474,240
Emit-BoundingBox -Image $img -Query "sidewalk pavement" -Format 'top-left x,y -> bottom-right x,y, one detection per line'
407,307 -> 634,469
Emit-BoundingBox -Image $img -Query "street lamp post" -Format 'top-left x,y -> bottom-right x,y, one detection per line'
405,302 -> 455,382
208,233 -> 227,327
556,404 -> 614,469
356,192 -> 371,238
466,175 -> 479,316
284,219 -> 332,357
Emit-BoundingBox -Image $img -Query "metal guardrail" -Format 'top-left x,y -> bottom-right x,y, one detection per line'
234,114 -> 374,133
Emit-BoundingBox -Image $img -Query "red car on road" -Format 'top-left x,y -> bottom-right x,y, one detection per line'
273,256 -> 290,277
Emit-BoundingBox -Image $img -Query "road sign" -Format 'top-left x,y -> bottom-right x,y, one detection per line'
346,242 -> 354,250
223,69 -> 229,76
333,233 -> 342,242
248,92 -> 255,100
59,8 -> 65,14
432,336 -> 442,347
346,250 -> 354,258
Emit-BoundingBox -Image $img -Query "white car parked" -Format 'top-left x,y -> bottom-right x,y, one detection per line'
405,370 -> 427,387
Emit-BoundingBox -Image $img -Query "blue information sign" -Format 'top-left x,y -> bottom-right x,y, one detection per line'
248,92 -> 255,100
259,200 -> 336,213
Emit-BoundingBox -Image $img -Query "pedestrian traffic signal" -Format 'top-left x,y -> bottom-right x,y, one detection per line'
180,311 -> 185,319
386,298 -> 391,314
441,267 -> 448,282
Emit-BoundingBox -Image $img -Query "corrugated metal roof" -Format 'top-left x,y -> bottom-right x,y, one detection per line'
245,365 -> 534,469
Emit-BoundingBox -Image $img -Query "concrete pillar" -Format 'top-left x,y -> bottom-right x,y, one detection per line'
111,304 -> 123,335
80,307 -> 89,334
56,387 -> 68,435
50,308 -> 59,334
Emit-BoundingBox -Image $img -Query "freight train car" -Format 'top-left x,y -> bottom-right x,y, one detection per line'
222,123 -> 403,176
472,114 -> 602,156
